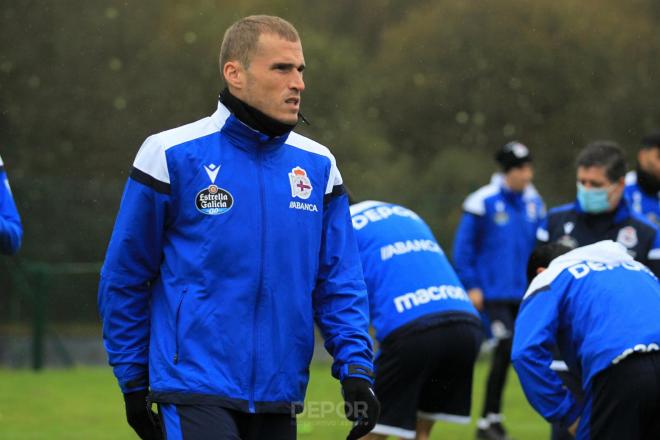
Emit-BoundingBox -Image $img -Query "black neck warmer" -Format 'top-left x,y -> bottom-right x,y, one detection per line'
636,164 -> 660,194
219,88 -> 296,138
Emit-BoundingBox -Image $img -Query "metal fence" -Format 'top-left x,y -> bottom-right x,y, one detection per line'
1,259 -> 102,369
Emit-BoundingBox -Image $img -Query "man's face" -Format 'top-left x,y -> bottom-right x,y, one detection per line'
576,165 -> 624,210
237,33 -> 305,125
638,147 -> 660,179
504,163 -> 534,192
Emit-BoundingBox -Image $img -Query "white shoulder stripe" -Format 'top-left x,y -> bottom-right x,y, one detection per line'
286,131 -> 334,159
648,248 -> 660,260
523,183 -> 540,200
463,184 -> 499,216
156,110 -> 226,151
524,241 -> 633,300
132,103 -> 230,184
0,154 -> 3,166
133,135 -> 170,184
625,170 -> 637,186
350,200 -> 384,216
286,131 -> 340,194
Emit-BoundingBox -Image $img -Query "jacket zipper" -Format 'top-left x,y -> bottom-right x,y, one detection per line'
249,149 -> 266,413
173,288 -> 187,364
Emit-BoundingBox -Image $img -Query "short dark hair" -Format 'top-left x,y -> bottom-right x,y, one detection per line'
575,140 -> 627,182
526,243 -> 573,284
641,131 -> 660,149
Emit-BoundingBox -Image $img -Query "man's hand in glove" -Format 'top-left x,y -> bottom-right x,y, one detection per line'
342,377 -> 380,440
123,389 -> 163,440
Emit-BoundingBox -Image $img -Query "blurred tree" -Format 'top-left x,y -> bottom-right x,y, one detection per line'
1,0 -> 660,321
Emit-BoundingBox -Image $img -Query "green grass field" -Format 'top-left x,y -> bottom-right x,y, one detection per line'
0,360 -> 548,439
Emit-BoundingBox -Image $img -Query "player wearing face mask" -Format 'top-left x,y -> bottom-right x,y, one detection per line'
625,132 -> 660,226
535,141 -> 660,440
537,140 -> 660,278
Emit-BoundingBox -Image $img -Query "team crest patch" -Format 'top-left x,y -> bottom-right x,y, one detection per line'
526,202 -> 537,221
493,201 -> 508,225
289,166 -> 313,200
195,163 -> 233,215
617,226 -> 638,249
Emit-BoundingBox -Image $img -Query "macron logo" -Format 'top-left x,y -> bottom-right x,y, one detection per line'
393,285 -> 470,313
204,164 -> 220,184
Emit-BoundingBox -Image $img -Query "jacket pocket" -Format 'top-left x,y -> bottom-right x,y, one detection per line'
173,288 -> 187,364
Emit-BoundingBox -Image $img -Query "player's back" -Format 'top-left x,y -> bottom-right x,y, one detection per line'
350,201 -> 478,342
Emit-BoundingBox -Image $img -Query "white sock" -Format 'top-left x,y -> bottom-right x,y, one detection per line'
477,418 -> 490,429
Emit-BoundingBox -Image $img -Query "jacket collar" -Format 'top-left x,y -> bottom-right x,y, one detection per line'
210,101 -> 291,153
492,173 -> 525,203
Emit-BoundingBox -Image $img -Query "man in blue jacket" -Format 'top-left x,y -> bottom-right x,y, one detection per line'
351,200 -> 482,440
0,154 -> 22,255
537,141 -> 660,277
625,131 -> 660,226
453,142 -> 544,440
99,15 -> 377,440
513,240 -> 660,440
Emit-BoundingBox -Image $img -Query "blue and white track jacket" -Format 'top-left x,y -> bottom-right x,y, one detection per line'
512,241 -> 660,439
350,201 -> 479,342
98,101 -> 374,414
0,154 -> 22,255
453,174 -> 545,301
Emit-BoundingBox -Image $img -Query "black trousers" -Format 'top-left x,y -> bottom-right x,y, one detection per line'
159,404 -> 297,440
481,301 -> 519,418
588,351 -> 660,439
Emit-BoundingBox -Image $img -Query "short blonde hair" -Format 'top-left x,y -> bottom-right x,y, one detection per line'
219,15 -> 300,71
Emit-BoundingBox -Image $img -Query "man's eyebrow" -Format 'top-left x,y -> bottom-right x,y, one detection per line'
271,62 -> 306,71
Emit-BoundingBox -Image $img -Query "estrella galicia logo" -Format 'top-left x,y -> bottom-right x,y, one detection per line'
195,163 -> 233,215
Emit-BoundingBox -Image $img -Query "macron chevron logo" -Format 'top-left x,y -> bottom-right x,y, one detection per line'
204,163 -> 220,184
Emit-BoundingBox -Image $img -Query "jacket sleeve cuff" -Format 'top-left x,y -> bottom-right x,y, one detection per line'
118,373 -> 149,394
339,363 -> 375,385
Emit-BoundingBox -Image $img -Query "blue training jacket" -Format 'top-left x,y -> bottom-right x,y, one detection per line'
98,101 -> 374,414
452,174 -> 545,301
350,201 -> 479,342
512,241 -> 660,439
0,154 -> 22,255
624,170 -> 660,227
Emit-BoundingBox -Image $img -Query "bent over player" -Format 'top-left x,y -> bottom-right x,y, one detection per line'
351,200 -> 483,440
513,241 -> 660,439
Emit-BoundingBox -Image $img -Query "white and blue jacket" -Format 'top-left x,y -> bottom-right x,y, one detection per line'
350,201 -> 479,343
512,241 -> 660,439
624,170 -> 660,226
98,101 -> 374,414
0,154 -> 22,255
452,175 -> 545,301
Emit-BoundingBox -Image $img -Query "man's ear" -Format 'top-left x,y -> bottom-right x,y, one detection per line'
223,61 -> 244,91
536,267 -> 546,275
616,176 -> 625,189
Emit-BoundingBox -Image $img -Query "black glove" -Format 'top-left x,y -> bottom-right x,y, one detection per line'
341,377 -> 380,440
123,389 -> 163,440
